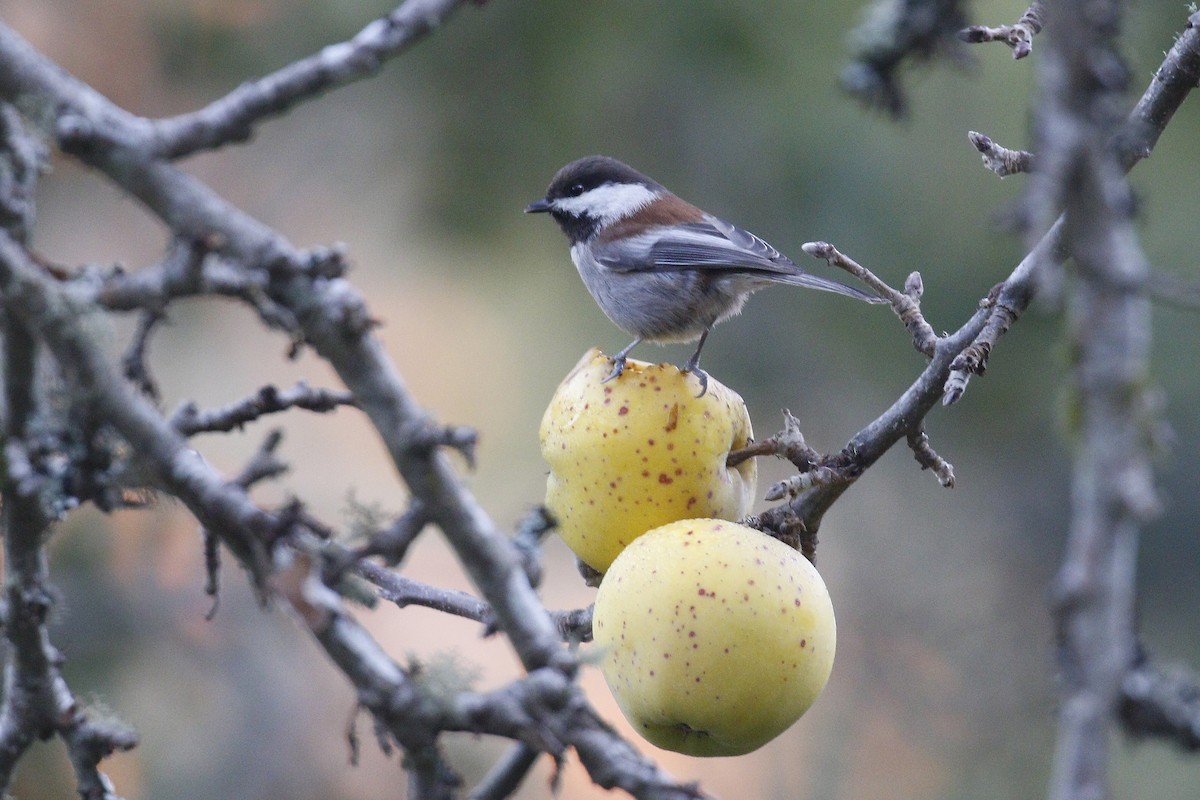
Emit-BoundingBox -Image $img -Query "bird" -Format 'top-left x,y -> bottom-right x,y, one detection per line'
525,155 -> 883,395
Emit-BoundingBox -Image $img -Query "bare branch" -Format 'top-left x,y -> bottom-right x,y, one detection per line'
0,104 -> 43,240
401,416 -> 480,470
1120,658 -> 1200,751
360,560 -> 490,622
347,498 -> 432,567
772,12 -> 1200,549
86,241 -> 336,336
278,553 -> 699,800
0,305 -> 138,797
512,505 -> 556,589
728,410 -> 820,471
840,0 -> 972,117
170,382 -> 357,436
968,130 -> 1036,176
0,233 -> 275,590
145,0 -> 478,159
959,1 -> 1045,59
357,560 -> 594,643
946,11 -> 1200,403
120,309 -> 165,402
1147,271 -> 1200,311
231,429 -> 289,489
1033,1 -> 1161,797
802,241 -> 939,356
764,467 -> 847,502
0,13 -> 717,799
906,423 -> 955,487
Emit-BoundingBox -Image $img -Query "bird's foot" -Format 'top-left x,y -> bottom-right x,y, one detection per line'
681,364 -> 709,398
602,356 -> 628,384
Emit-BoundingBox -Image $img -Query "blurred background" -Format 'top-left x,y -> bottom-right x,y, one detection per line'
2,0 -> 1199,797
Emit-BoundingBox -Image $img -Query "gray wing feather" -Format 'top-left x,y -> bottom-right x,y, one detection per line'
592,217 -> 884,303
595,217 -> 794,274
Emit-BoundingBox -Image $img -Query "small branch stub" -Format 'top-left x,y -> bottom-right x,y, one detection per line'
969,131 -> 1035,177
401,417 -> 479,469
906,425 -> 956,487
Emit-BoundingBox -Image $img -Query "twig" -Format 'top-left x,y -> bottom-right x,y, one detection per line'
170,382 -> 357,436
121,309 -> 165,402
968,131 -> 1035,176
906,423 -> 955,487
1146,270 -> 1200,311
232,429 -> 290,489
0,103 -> 43,239
468,742 -> 541,800
357,559 -> 594,642
278,552 -> 703,800
89,246 -> 304,334
959,1 -> 1045,59
512,505 -> 556,589
764,467 -> 847,502
1120,658 -> 1200,751
802,241 -> 939,356
145,0 -> 478,159
351,498 -> 431,567
360,560 -> 490,622
727,410 -> 819,471
401,417 -> 479,470
203,527 -> 221,620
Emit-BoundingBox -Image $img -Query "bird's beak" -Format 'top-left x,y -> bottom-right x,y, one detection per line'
524,198 -> 552,214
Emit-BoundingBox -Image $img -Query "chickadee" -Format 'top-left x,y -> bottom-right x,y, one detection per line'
526,155 -> 883,395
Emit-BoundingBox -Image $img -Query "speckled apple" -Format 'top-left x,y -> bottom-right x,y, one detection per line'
539,349 -> 757,573
592,518 -> 836,757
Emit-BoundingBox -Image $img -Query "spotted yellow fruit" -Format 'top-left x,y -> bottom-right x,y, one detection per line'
540,349 -> 757,573
593,518 -> 836,756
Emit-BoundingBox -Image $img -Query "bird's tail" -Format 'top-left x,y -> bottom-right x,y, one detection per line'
776,271 -> 887,304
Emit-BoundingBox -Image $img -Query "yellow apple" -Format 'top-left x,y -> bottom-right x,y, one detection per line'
540,349 -> 757,573
592,519 -> 835,757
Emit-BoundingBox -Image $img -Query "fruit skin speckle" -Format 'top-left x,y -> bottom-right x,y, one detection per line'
593,519 -> 837,757
540,348 -> 757,572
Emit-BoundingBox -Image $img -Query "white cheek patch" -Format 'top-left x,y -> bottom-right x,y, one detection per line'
554,183 -> 660,225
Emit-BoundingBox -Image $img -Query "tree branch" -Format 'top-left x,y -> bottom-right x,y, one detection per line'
1032,1 -> 1160,798
947,10 -> 1200,397
0,233 -> 276,590
146,0 -> 477,159
170,382 -> 357,436
840,0 -> 972,117
959,1 -> 1045,59
1120,658 -> 1200,751
753,10 -> 1200,550
0,19 -> 569,676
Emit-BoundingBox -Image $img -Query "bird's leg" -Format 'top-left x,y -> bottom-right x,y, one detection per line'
602,337 -> 643,383
682,329 -> 711,398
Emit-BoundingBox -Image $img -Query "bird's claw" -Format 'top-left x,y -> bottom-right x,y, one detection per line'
683,365 -> 709,398
602,356 -> 628,384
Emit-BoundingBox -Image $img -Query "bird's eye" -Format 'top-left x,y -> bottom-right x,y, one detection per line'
567,183 -> 585,197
